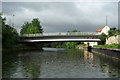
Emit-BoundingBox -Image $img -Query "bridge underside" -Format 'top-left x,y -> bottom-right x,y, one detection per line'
21,39 -> 101,43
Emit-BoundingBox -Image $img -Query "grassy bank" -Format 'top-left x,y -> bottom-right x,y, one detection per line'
93,44 -> 120,49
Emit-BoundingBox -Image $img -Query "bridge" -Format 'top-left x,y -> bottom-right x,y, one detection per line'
20,32 -> 101,43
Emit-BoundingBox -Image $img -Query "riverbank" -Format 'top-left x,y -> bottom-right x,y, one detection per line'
93,47 -> 120,51
93,44 -> 120,49
2,44 -> 43,52
92,47 -> 120,60
91,44 -> 120,60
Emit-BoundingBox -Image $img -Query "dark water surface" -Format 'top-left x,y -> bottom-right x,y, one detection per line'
2,48 -> 120,78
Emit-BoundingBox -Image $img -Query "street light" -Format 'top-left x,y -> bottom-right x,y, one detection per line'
12,14 -> 15,28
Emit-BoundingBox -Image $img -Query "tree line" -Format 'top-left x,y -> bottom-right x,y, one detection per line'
1,13 -> 43,48
1,13 -> 83,49
1,14 -> 19,48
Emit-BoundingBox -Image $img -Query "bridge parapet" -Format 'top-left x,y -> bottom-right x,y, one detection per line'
21,32 -> 99,37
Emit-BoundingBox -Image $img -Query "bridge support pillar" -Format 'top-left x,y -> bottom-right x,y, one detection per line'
87,42 -> 92,52
88,46 -> 92,52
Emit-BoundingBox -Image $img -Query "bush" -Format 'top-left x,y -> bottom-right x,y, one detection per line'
93,44 -> 120,49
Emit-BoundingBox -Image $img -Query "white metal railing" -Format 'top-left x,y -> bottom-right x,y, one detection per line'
21,32 -> 99,37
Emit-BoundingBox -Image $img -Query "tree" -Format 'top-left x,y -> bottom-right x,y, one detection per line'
108,27 -> 120,37
98,33 -> 107,44
20,18 -> 43,35
1,14 -> 19,47
0,13 -> 3,39
64,42 -> 78,49
71,29 -> 79,32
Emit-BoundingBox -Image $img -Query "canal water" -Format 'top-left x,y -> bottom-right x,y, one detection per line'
2,48 -> 120,78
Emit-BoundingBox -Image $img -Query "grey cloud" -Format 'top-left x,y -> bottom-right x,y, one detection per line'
2,2 -> 24,15
2,2 -> 118,33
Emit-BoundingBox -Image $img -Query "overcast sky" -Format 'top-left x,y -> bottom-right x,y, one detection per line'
2,2 -> 118,33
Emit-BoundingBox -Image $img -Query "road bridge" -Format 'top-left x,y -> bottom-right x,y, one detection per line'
20,32 -> 101,42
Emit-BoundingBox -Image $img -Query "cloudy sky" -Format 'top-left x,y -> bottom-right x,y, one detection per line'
2,2 -> 118,33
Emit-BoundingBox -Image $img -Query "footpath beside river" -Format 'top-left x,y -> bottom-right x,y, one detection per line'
92,47 -> 120,60
93,47 -> 120,51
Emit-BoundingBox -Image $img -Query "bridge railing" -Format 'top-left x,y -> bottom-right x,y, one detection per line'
21,32 -> 99,37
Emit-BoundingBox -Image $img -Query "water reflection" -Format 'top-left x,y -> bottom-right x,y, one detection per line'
84,50 -> 93,61
2,48 -> 120,78
95,53 -> 120,78
19,51 -> 41,78
2,51 -> 19,78
3,50 -> 42,78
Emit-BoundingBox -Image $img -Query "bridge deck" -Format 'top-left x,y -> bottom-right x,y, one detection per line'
20,32 -> 101,42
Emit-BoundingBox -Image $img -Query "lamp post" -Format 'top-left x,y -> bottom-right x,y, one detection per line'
106,16 -> 107,26
12,14 -> 15,28
106,16 -> 108,35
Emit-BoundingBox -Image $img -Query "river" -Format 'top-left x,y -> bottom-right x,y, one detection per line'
2,48 -> 120,78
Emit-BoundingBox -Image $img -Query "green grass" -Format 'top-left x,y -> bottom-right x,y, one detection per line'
93,44 -> 120,49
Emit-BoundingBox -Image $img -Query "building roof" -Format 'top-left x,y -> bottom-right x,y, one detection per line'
96,26 -> 105,32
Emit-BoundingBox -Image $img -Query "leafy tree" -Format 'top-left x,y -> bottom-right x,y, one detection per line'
64,42 -> 78,49
20,18 -> 43,35
98,33 -> 107,44
1,14 -> 19,47
0,13 -> 3,39
108,27 -> 120,37
71,29 -> 79,32
98,33 -> 107,41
